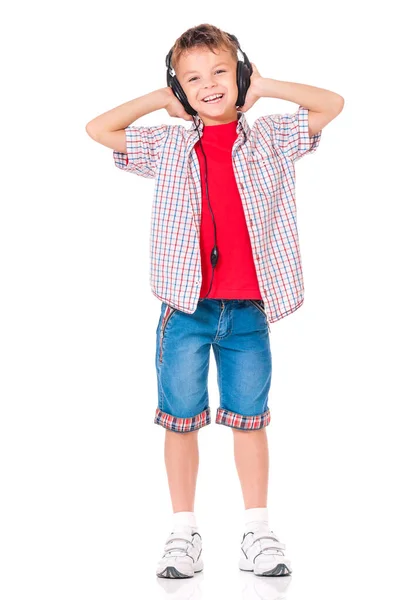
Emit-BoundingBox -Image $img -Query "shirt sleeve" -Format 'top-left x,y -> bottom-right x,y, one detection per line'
268,105 -> 322,162
113,124 -> 170,178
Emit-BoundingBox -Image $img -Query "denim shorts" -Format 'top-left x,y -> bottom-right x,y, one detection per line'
154,298 -> 272,433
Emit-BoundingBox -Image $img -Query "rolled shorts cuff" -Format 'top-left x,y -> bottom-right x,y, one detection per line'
154,407 -> 211,433
215,407 -> 271,430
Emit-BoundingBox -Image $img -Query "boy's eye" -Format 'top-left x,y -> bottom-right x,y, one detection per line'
188,69 -> 226,82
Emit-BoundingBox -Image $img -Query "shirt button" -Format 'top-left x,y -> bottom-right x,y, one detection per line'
249,219 -> 253,227
240,183 -> 244,190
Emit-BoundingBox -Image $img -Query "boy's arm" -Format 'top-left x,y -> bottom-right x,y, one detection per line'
85,87 -> 172,153
252,77 -> 344,138
257,82 -> 343,162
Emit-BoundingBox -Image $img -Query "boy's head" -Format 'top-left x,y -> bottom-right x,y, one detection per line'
171,24 -> 240,126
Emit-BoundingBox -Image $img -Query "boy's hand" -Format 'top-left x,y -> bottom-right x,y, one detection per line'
164,87 -> 194,121
237,63 -> 263,113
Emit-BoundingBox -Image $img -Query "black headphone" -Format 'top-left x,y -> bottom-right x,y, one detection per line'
165,33 -> 252,300
165,33 -> 253,116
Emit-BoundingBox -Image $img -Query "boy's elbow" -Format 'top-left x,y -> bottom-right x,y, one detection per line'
336,95 -> 345,112
85,122 -> 97,138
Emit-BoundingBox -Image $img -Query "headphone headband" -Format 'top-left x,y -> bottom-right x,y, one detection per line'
165,34 -> 251,74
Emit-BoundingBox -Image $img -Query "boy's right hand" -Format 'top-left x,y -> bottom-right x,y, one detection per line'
164,87 -> 194,121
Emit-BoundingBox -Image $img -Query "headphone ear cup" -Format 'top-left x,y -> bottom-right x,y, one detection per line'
236,61 -> 243,107
236,60 -> 251,108
173,77 -> 197,116
166,49 -> 197,117
167,73 -> 197,117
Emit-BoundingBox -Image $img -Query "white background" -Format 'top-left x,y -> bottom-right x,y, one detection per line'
1,1 -> 417,599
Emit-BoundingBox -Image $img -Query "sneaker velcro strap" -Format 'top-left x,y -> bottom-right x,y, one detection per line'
165,532 -> 193,546
252,532 -> 286,552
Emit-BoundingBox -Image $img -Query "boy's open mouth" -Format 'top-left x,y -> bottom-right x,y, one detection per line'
201,93 -> 225,104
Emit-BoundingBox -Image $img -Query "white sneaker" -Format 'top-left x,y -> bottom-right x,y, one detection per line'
156,528 -> 204,578
239,528 -> 292,576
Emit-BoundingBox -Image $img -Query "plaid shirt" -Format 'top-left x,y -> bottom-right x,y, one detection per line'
113,106 -> 321,324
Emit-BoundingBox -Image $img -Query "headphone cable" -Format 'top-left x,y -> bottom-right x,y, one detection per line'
193,115 -> 218,302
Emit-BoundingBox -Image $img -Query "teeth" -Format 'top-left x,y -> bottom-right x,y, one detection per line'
203,94 -> 223,102
204,94 -> 222,101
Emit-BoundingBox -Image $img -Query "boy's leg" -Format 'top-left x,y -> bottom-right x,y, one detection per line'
212,300 -> 271,509
164,429 -> 200,512
232,427 -> 269,509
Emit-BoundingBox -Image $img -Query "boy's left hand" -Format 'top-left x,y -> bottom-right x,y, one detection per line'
237,63 -> 263,112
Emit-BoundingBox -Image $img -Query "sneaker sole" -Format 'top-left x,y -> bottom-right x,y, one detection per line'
239,556 -> 292,576
156,558 -> 204,578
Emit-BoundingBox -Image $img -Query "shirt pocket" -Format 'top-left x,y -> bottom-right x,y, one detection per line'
247,152 -> 282,197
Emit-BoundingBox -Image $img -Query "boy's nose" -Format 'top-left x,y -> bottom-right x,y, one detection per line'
202,78 -> 218,87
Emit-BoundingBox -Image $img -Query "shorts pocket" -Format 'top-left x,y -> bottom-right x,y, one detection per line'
248,300 -> 270,333
249,299 -> 266,316
159,305 -> 178,363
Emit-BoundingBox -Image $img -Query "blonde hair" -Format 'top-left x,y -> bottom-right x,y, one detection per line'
170,23 -> 239,73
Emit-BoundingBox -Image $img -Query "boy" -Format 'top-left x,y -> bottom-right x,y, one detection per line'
86,23 -> 344,579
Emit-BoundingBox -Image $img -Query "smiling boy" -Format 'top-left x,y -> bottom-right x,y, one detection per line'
86,23 -> 344,579
178,44 -> 239,124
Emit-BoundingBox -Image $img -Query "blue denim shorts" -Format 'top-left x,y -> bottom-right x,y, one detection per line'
154,298 -> 272,433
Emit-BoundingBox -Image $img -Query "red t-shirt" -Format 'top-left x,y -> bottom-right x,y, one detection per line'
194,120 -> 262,300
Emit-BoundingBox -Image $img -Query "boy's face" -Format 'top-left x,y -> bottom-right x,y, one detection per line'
176,47 -> 239,126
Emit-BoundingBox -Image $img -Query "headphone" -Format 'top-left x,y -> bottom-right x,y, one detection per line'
165,33 -> 253,300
